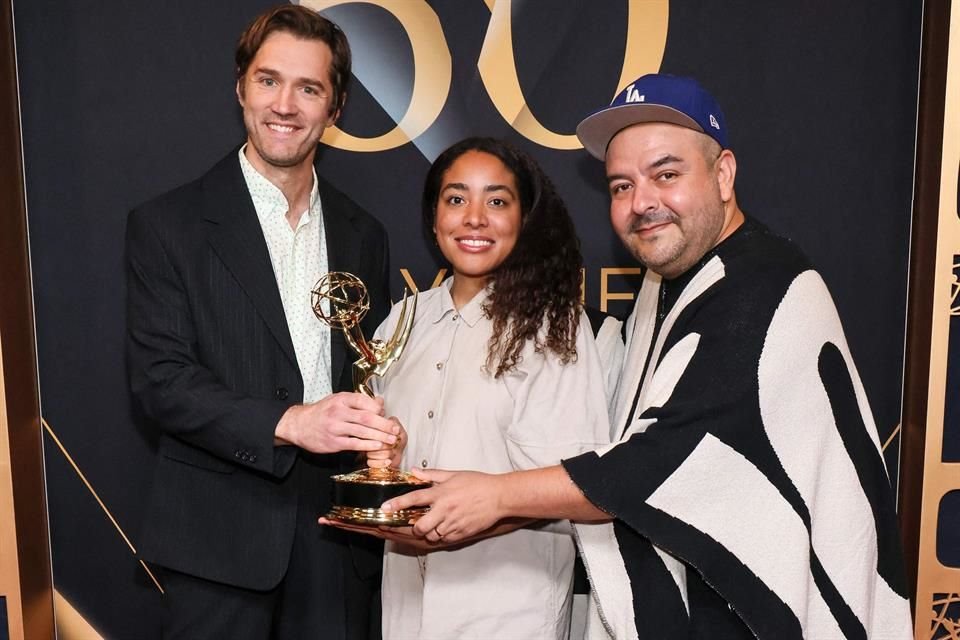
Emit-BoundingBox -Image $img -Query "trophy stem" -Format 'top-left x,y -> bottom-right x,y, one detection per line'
343,324 -> 376,364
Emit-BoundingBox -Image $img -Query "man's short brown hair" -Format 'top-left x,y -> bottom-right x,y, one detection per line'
235,5 -> 351,116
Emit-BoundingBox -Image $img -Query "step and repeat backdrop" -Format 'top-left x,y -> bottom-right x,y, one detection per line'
12,1 -> 924,637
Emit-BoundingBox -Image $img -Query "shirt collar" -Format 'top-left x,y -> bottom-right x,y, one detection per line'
428,277 -> 489,327
238,144 -> 319,223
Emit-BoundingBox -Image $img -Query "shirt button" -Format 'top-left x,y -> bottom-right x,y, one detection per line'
427,410 -> 434,419
421,459 -> 428,468
436,362 -> 443,370
452,314 -> 458,321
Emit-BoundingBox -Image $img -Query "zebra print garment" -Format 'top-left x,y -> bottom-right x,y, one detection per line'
566,219 -> 911,639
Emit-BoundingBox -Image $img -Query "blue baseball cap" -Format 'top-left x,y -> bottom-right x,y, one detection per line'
576,74 -> 728,159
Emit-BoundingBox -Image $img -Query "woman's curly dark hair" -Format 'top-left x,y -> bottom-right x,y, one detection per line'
422,137 -> 583,377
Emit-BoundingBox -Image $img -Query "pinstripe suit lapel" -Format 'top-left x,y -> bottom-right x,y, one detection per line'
319,177 -> 361,391
202,152 -> 299,372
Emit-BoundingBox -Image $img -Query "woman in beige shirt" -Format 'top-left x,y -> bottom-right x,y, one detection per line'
339,137 -> 613,639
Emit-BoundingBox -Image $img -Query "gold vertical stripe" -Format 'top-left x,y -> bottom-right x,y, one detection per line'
0,335 -> 25,639
916,0 -> 960,635
41,417 -> 163,594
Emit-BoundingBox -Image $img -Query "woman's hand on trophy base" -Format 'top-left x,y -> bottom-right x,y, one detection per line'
380,469 -> 508,543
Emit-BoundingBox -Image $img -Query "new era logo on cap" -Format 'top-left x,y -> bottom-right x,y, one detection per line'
576,74 -> 728,159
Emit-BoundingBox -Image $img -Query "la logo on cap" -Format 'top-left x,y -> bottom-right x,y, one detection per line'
625,83 -> 644,104
709,114 -> 720,130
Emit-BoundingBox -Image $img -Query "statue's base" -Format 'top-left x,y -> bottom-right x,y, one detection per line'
325,505 -> 429,526
327,467 -> 430,526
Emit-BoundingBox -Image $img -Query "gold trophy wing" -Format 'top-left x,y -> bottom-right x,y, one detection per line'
353,289 -> 417,396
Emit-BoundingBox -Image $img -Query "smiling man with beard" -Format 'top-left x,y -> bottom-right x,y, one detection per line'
126,6 -> 395,639
383,74 -> 913,639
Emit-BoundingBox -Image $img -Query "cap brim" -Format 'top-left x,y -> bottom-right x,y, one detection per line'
576,104 -> 704,160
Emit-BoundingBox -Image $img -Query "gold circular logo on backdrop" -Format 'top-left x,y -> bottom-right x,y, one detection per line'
304,0 -> 669,151
479,0 -> 668,149
303,0 -> 453,152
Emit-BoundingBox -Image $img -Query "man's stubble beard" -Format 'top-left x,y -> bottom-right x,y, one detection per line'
250,134 -> 318,170
623,199 -> 726,279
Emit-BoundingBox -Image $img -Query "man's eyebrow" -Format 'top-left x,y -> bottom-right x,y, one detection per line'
606,173 -> 630,184
605,154 -> 686,183
251,66 -> 280,76
298,76 -> 326,87
251,66 -> 326,87
648,154 -> 683,170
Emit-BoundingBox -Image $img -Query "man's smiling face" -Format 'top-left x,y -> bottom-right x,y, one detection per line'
237,31 -> 339,174
606,122 -> 733,279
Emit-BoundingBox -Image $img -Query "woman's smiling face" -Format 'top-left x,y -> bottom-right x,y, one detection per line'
433,150 -> 522,293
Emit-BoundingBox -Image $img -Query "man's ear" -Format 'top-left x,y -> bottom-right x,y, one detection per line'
236,78 -> 245,105
327,93 -> 345,126
716,149 -> 737,203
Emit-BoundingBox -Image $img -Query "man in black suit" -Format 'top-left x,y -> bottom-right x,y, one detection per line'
126,6 -> 396,638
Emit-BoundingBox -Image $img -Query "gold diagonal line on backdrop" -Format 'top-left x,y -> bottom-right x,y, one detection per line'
41,417 -> 164,593
881,423 -> 901,452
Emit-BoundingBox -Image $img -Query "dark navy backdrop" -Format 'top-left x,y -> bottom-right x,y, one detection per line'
13,1 -> 922,636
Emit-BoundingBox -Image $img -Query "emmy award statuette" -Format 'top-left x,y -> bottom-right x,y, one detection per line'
311,272 -> 430,526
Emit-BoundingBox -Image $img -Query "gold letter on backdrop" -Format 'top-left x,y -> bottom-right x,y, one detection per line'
304,0 -> 452,152
399,267 -> 447,292
478,0 -> 669,149
600,267 -> 643,312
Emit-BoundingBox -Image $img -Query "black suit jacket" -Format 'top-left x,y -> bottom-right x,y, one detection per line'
126,149 -> 389,591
